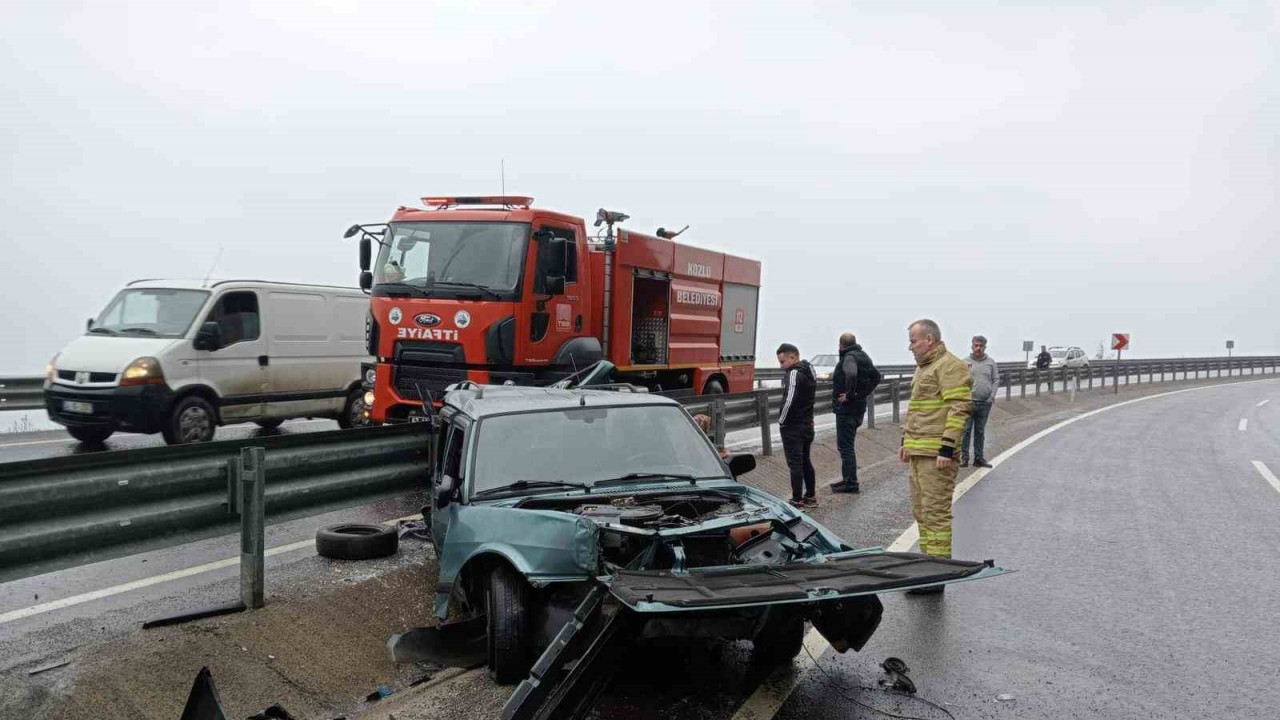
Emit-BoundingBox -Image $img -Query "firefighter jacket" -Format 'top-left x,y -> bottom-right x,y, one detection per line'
903,342 -> 973,458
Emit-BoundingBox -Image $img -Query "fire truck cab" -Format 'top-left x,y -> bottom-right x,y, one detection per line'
351,196 -> 760,423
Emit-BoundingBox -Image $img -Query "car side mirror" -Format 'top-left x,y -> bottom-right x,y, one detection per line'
194,321 -> 222,351
435,475 -> 456,510
86,317 -> 95,331
727,454 -> 756,478
359,237 -> 372,272
360,271 -> 373,292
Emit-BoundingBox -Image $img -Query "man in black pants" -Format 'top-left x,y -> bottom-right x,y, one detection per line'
830,332 -> 882,494
776,343 -> 817,507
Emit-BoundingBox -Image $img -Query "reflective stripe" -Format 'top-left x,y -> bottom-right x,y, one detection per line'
908,399 -> 946,410
941,387 -> 972,400
903,437 -> 943,450
945,417 -> 967,430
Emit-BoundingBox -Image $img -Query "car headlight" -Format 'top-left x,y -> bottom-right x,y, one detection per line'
45,353 -> 60,384
363,391 -> 375,408
120,357 -> 165,386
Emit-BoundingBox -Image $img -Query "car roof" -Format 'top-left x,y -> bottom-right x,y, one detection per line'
125,278 -> 363,294
444,385 -> 682,420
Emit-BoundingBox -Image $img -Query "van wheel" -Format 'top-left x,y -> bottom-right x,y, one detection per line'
486,564 -> 532,684
338,388 -> 369,429
67,426 -> 113,444
703,378 -> 726,395
164,396 -> 217,445
255,419 -> 285,430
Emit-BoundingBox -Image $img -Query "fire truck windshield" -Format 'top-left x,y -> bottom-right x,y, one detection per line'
374,222 -> 528,296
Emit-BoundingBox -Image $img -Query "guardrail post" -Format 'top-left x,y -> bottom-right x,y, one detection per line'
891,380 -> 902,423
225,458 -> 242,516
1049,369 -> 1055,395
1003,371 -> 1011,401
1034,369 -> 1041,397
240,447 -> 265,610
1020,369 -> 1026,398
1088,364 -> 1094,389
711,399 -> 727,451
754,391 -> 772,456
866,389 -> 876,429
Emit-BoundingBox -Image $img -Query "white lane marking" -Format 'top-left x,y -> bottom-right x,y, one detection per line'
0,438 -> 77,449
729,376 -> 1280,720
1259,400 -> 1271,408
0,513 -> 422,626
1239,419 -> 1249,432
1253,461 -> 1280,496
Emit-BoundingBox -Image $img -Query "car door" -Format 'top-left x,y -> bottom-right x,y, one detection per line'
196,290 -> 268,421
431,417 -> 470,551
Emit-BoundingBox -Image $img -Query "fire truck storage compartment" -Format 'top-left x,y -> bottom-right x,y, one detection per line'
719,283 -> 759,362
631,273 -> 669,366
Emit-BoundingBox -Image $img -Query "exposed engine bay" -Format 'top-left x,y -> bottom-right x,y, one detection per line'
516,490 -> 828,572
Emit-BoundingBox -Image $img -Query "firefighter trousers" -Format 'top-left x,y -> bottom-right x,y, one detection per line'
908,454 -> 958,558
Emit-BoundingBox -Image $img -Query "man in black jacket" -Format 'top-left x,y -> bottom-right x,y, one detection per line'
830,333 -> 882,494
777,343 -> 817,507
1035,345 -> 1052,370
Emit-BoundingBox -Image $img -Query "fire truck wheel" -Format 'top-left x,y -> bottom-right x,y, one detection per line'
315,523 -> 398,560
703,378 -> 727,395
338,388 -> 368,429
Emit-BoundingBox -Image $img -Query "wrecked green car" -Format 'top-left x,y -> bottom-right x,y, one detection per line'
396,383 -> 1001,714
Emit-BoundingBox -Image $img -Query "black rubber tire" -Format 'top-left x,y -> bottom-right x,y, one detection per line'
751,609 -> 805,667
254,418 -> 285,430
67,426 -> 113,444
337,388 -> 370,429
162,395 -> 217,445
703,378 -> 727,395
486,563 -> 533,684
315,523 -> 398,560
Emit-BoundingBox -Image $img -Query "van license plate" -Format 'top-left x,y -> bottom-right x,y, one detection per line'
62,401 -> 93,415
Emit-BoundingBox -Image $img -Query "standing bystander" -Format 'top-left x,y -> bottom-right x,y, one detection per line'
961,335 -> 998,468
830,333 -> 882,494
777,343 -> 817,508
900,319 -> 972,595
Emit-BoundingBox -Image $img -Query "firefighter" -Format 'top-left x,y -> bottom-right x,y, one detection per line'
899,319 -> 972,593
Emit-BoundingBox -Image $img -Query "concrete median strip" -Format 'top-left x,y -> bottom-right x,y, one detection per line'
729,376 -> 1280,720
0,512 -> 423,627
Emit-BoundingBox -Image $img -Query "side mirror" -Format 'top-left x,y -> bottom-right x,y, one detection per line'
344,224 -> 362,239
359,237 -> 371,271
545,275 -> 566,295
360,271 -> 374,291
727,454 -> 756,478
86,318 -> 95,331
194,321 -> 222,351
435,475 -> 456,510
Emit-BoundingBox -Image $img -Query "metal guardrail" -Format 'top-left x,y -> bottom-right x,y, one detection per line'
1,355 -> 1276,580
0,376 -> 45,412
0,423 -> 427,582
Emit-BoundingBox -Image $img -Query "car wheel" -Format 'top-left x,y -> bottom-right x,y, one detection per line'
338,388 -> 369,429
703,378 -> 726,395
163,396 -> 216,445
486,563 -> 533,684
315,523 -> 398,560
751,608 -> 804,667
67,426 -> 113,444
254,418 -> 285,430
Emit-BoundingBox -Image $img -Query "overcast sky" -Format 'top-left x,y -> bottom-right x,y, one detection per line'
2,0 -> 1278,375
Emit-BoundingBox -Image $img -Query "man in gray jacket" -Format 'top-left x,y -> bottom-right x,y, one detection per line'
961,335 -> 999,468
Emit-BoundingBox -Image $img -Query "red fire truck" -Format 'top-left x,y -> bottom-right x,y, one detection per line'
347,196 -> 761,423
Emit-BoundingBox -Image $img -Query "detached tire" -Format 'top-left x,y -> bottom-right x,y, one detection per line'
67,426 -> 113,444
315,524 -> 398,560
486,563 -> 533,684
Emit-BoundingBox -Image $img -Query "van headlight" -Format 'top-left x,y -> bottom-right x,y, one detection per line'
45,353 -> 60,385
120,357 -> 165,386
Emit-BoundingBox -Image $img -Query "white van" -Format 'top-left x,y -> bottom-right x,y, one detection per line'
44,279 -> 373,444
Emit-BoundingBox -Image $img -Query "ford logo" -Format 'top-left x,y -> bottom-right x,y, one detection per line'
414,313 -> 442,327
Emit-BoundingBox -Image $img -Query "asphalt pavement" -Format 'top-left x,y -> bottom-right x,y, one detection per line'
770,377 -> 1280,719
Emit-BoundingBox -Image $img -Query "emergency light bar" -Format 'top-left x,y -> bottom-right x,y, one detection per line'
421,196 -> 534,208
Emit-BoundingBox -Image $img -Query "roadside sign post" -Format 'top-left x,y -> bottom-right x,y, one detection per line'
1111,333 -> 1130,394
1022,340 -> 1034,367
1227,340 -> 1234,359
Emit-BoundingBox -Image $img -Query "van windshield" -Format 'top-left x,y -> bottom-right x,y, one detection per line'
375,222 -> 528,296
90,289 -> 209,338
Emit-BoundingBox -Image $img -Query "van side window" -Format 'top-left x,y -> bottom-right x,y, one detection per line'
207,292 -> 260,346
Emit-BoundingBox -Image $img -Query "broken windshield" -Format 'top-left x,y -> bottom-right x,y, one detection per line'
374,222 -> 527,297
470,405 -> 727,496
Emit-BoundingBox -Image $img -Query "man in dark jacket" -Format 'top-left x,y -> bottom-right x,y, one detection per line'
1035,345 -> 1052,370
830,333 -> 882,494
776,343 -> 817,507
